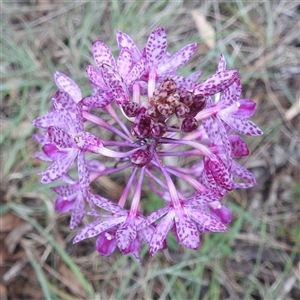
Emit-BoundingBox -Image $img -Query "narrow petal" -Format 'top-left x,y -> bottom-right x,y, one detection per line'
75,131 -> 103,153
221,114 -> 263,136
77,151 -> 90,199
193,70 -> 239,96
116,220 -> 137,251
146,27 -> 167,67
169,75 -> 196,92
53,91 -> 77,113
219,79 -> 242,108
82,92 -> 114,108
216,54 -> 226,73
48,126 -> 75,148
174,213 -> 199,249
41,149 -> 78,183
150,210 -> 175,256
116,30 -> 141,63
93,40 -> 116,70
86,65 -> 107,89
189,211 -> 227,232
54,72 -> 82,103
100,64 -> 129,105
32,132 -> 50,145
204,155 -> 234,191
125,57 -> 146,86
228,135 -> 250,157
32,112 -> 64,130
73,217 -> 125,243
52,99 -> 76,134
158,43 -> 198,74
70,192 -> 85,229
231,160 -> 257,188
145,205 -> 172,227
90,194 -> 126,214
188,71 -> 203,84
51,183 -> 78,197
117,47 -> 133,78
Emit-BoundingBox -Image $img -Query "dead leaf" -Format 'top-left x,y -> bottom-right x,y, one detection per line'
59,263 -> 88,298
0,212 -> 24,232
285,98 -> 300,121
192,10 -> 216,49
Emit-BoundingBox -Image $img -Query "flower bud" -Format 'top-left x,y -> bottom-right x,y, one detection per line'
180,90 -> 194,107
160,77 -> 177,94
131,149 -> 153,167
122,102 -> 140,117
181,117 -> 198,133
175,102 -> 190,118
157,102 -> 174,117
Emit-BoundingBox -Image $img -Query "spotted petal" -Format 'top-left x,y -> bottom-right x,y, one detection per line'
73,217 -> 126,243
93,40 -> 116,70
146,27 -> 167,68
150,210 -> 175,256
193,70 -> 239,96
117,47 -> 133,78
116,30 -> 142,63
100,64 -> 129,105
220,114 -> 263,136
54,72 -> 82,103
158,43 -> 198,74
48,126 -> 74,148
40,149 -> 78,183
82,92 -> 114,108
174,213 -> 199,249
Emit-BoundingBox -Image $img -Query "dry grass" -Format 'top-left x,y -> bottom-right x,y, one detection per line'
1,1 -> 299,299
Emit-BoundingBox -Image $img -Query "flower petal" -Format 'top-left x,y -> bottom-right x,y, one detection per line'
93,40 -> 116,70
116,219 -> 137,251
116,30 -> 141,63
86,65 -> 107,89
234,99 -> 257,118
96,231 -> 118,256
146,27 -> 167,68
221,114 -> 263,136
231,160 -> 257,188
55,196 -> 75,213
73,217 -> 125,243
54,72 -> 82,103
70,192 -> 85,229
174,213 -> 199,249
228,135 -> 250,157
77,151 -> 90,199
100,64 -> 129,105
159,43 -> 198,74
32,112 -> 65,130
90,194 -> 126,214
40,149 -> 78,183
190,211 -> 227,232
117,47 -> 133,78
82,92 -> 114,108
125,57 -> 146,86
216,54 -> 226,73
48,126 -> 74,148
150,210 -> 175,256
193,70 -> 239,96
75,131 -> 103,153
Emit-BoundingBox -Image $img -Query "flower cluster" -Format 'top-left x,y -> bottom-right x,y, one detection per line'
32,28 -> 263,262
